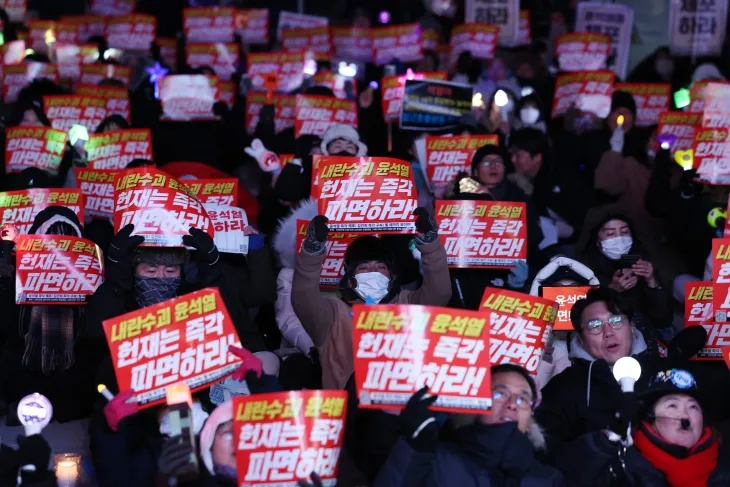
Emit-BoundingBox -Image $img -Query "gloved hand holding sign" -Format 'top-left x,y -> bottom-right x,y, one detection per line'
245,139 -> 281,175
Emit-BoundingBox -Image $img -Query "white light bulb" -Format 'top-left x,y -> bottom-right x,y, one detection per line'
613,356 -> 641,392
494,89 -> 509,107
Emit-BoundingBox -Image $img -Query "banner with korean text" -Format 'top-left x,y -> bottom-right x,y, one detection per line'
295,219 -> 367,287
43,95 -> 107,133
234,390 -> 347,487
540,286 -> 592,331
614,83 -> 670,127
713,239 -> 730,322
450,24 -> 498,61
245,92 -> 296,134
354,304 -> 491,413
79,64 -> 131,86
236,9 -> 269,45
86,129 -> 153,170
60,15 -> 106,42
160,75 -> 219,121
658,111 -> 701,151
574,2 -> 634,79
105,14 -> 156,51
313,156 -> 418,233
185,43 -> 238,80
555,33 -> 611,72
371,24 -> 422,66
381,71 -> 447,123
182,179 -> 238,206
693,128 -> 730,185
2,63 -> 59,103
331,27 -> 372,61
76,84 -> 131,122
295,95 -> 358,138
425,135 -> 498,186
282,26 -> 332,60
685,281 -> 726,360
311,72 -> 358,100
0,189 -> 84,234
0,0 -> 26,22
102,288 -> 242,407
669,0 -> 727,57
15,235 -> 103,305
551,71 -> 615,119
700,82 -> 730,129
183,7 -> 235,43
480,288 -> 557,375
465,0 -> 519,44
246,52 -> 304,93
76,168 -> 117,220
401,79 -> 474,131
204,206 -> 248,255
5,126 -> 67,176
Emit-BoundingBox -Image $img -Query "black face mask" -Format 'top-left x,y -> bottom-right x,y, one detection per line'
331,150 -> 356,157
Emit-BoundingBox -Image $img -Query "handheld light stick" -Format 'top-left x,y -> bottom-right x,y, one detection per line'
613,356 -> 641,392
97,384 -> 115,402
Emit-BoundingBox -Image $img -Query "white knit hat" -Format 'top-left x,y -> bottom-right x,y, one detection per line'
199,400 -> 234,475
692,63 -> 725,82
320,124 -> 368,156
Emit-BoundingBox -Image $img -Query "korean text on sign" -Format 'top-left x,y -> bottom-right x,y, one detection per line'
614,83 -> 670,127
0,189 -> 84,234
551,70 -> 615,119
91,0 -> 134,16
76,84 -> 131,123
160,75 -> 220,121
282,26 -> 332,61
0,0 -> 26,22
3,63 -> 59,103
311,72 -> 358,100
295,95 -> 358,138
237,9 -> 269,45
555,33 -> 611,73
693,128 -> 730,185
331,27 -> 372,61
701,82 -> 730,129
181,179 -> 238,206
15,235 -> 102,305
102,288 -> 242,407
205,205 -> 249,255
540,286 -> 592,331
658,111 -> 701,151
234,390 -> 347,487
380,71 -> 447,123
43,95 -> 107,133
480,287 -> 558,375
247,51 -> 305,93
113,167 -> 214,247
60,15 -> 107,43
353,304 -> 492,413
401,79 -> 474,131
313,156 -> 418,233
76,168 -> 118,220
5,127 -> 67,176
245,92 -> 296,134
689,81 -> 710,113
669,0 -> 728,57
277,11 -> 328,40
371,23 -> 423,66
435,200 -> 527,269
79,64 -> 131,86
685,281 -> 725,360
575,2 -> 634,79
713,239 -> 730,323
105,14 -> 156,51
464,0 -> 520,43
450,24 -> 498,61
425,135 -> 498,184
183,7 -> 236,43
185,43 -> 238,80
86,129 -> 154,171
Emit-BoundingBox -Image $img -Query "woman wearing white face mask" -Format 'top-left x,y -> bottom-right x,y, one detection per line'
513,94 -> 547,134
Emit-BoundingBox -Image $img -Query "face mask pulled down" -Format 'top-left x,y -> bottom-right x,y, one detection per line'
600,236 -> 633,260
354,272 -> 390,303
135,276 -> 181,308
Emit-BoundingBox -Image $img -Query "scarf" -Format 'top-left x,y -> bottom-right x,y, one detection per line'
134,276 -> 180,308
634,422 -> 718,487
21,305 -> 77,374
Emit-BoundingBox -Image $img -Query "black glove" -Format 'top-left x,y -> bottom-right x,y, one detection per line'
107,224 -> 145,291
679,169 -> 701,199
158,436 -> 196,479
400,386 -> 439,452
413,207 -> 438,245
302,215 -> 328,255
298,471 -> 324,487
245,370 -> 283,394
16,435 -> 52,484
183,227 -> 221,286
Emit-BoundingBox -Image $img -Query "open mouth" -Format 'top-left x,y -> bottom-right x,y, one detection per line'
606,343 -> 619,353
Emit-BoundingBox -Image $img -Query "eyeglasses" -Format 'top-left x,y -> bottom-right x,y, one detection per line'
492,388 -> 533,410
479,159 -> 504,168
585,315 -> 625,335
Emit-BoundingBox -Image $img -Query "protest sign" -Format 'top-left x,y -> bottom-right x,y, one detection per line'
332,27 -> 372,61
60,15 -> 107,42
5,126 -> 67,176
465,0 -> 519,44
185,43 -> 238,79
575,2 -> 634,79
713,240 -> 730,322
28,20 -> 56,51
689,81 -> 710,113
371,24 -> 423,66
400,79 -> 473,131
75,84 -> 131,122
236,9 -> 269,45
0,189 -> 84,234
246,51 -> 304,93
311,72 -> 357,100
700,82 -> 730,129
102,288 -> 242,407
693,128 -> 730,185
91,0 -> 135,16
54,43 -> 99,80
183,7 -> 235,43
0,0 -> 26,22
435,200 -> 527,269
160,75 -> 219,121
658,111 -> 701,151
79,64 -> 131,86
244,91 -> 296,134
669,0 -> 728,57
685,281 -> 726,359
614,83 -> 670,127
76,168 -> 118,219
2,63 -> 58,103
516,10 -> 531,46
282,26 -> 332,61
234,390 -> 347,486
86,129 -> 153,170
540,286 -> 592,331
106,14 -> 156,51
480,288 -> 558,375
55,22 -> 80,44
425,135 -> 498,185
422,29 -> 439,51
204,205 -> 248,255
551,70 -> 615,119
181,179 -> 238,206
15,235 -> 102,305
555,33 -> 611,73
277,11 -> 328,40
1,40 -> 26,65
113,167 -> 214,247
295,95 -> 358,138
450,24 -> 498,61
43,95 -> 107,133
156,37 -> 178,68
353,304 -> 492,412
381,71 -> 448,123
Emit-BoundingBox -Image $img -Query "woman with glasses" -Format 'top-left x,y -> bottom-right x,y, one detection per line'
374,364 -> 564,487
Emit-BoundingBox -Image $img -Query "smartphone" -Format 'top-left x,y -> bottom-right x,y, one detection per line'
619,254 -> 640,269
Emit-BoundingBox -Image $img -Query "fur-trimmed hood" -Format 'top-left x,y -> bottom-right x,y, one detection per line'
272,199 -> 318,269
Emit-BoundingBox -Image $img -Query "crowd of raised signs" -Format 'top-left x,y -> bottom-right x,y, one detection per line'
1,0 -> 730,486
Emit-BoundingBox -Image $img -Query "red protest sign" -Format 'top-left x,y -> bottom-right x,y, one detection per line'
15,235 -> 102,305
425,135 -> 498,184
689,81 -> 709,113
713,240 -> 730,323
295,219 -> 367,287
551,70 -> 615,119
381,71 -> 448,123
76,168 -> 118,219
517,10 -> 531,45
43,94 -> 107,133
295,95 -> 358,138
0,0 -> 26,22
693,128 -> 730,185
614,83 -> 670,127
541,286 -> 592,331
160,75 -> 220,121
2,63 -> 59,103
181,179 -> 239,206
450,23 -> 498,61
701,82 -> 730,129
28,20 -> 55,51
76,84 -> 131,122
480,288 -> 557,375
353,304 -> 492,413
556,32 -> 611,72
244,91 -> 296,134
683,282 -> 725,360
435,200 -> 527,269
91,0 -> 135,16
422,29 -> 439,51
102,288 -> 242,408
113,167 -> 214,247
106,14 -> 156,51
331,27 -> 372,61
5,126 -> 67,176
371,23 -> 423,66
311,72 -> 358,100
60,15 -> 107,42
658,111 -> 701,151
54,43 -> 99,80
156,37 -> 178,69
247,51 -> 305,93
236,9 -> 269,45
313,156 -> 418,233
234,390 -> 347,486
86,129 -> 153,170
55,22 -> 80,44
183,6 -> 235,43
79,64 -> 131,86
0,189 -> 84,234
282,26 -> 332,61
185,43 -> 239,80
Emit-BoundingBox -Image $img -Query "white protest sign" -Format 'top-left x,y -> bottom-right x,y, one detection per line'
465,0 -> 520,44
669,0 -> 728,57
204,204 -> 249,254
575,2 -> 634,80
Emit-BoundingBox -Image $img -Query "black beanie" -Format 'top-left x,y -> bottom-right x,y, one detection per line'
471,143 -> 513,175
343,236 -> 394,273
611,90 -> 637,118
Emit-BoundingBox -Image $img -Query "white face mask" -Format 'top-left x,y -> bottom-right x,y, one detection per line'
354,272 -> 390,303
520,107 -> 540,124
600,236 -> 633,260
